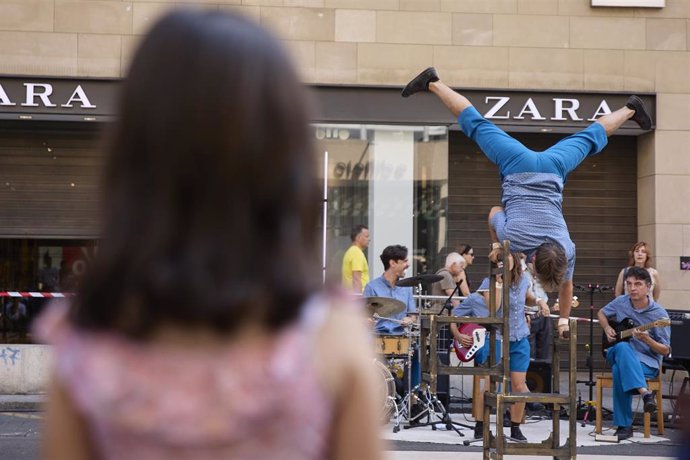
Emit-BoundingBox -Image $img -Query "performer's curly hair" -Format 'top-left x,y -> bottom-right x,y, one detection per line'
534,243 -> 567,291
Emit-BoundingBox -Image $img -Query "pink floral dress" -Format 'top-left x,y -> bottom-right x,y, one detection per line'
36,299 -> 334,460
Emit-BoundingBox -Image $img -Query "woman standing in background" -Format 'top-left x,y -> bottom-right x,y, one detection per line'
614,241 -> 662,301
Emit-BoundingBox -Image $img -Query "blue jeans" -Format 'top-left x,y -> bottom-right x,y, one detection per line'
458,107 -> 608,181
606,341 -> 658,427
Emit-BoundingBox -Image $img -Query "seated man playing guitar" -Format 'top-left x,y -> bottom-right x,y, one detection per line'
450,253 -> 537,442
597,266 -> 671,441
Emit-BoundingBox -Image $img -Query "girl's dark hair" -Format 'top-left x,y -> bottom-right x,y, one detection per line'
457,244 -> 473,256
71,10 -> 319,338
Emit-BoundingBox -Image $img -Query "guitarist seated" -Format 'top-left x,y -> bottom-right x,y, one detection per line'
597,266 -> 671,441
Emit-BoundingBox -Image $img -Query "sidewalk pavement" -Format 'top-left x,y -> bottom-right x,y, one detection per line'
0,393 -> 685,458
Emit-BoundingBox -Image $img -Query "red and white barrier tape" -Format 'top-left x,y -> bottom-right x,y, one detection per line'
0,292 -> 74,298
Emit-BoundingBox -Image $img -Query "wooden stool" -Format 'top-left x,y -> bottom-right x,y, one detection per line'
595,372 -> 664,438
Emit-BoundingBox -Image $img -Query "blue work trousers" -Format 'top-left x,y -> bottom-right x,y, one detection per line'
606,341 -> 658,427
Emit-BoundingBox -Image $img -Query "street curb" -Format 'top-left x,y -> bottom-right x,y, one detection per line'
0,395 -> 44,412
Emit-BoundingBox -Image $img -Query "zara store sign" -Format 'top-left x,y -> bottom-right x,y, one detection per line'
0,77 -> 116,121
482,96 -> 614,122
0,82 -> 95,109
312,86 -> 655,133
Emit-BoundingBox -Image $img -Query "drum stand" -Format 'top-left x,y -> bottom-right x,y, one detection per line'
379,326 -> 418,433
401,284 -> 472,436
402,382 -> 470,436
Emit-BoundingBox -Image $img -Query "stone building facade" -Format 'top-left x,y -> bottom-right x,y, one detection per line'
0,0 -> 688,308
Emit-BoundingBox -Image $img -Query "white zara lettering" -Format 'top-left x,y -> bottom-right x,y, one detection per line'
484,96 -> 510,119
22,83 -> 56,107
0,84 -> 15,106
61,85 -> 96,109
587,100 -> 612,121
551,98 -> 583,121
514,98 -> 546,120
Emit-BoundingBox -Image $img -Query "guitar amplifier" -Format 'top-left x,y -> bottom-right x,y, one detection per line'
526,359 -> 552,393
668,310 -> 690,361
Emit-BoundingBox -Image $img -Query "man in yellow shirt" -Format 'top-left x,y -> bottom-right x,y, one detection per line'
342,224 -> 370,293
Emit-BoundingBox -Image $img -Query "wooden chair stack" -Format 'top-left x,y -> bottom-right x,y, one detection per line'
420,241 -> 578,460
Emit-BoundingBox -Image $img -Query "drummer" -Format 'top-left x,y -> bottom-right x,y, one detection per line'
364,245 -> 417,333
364,245 -> 419,384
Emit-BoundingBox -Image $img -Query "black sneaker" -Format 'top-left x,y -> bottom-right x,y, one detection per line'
643,391 -> 657,414
625,95 -> 652,130
474,422 -> 483,439
615,425 -> 633,441
474,424 -> 497,442
401,67 -> 439,97
510,425 -> 527,442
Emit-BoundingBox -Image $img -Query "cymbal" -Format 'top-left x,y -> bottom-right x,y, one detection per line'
364,296 -> 406,317
395,274 -> 444,287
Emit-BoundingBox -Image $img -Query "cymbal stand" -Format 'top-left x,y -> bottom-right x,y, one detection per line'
415,281 -> 431,313
402,284 -> 471,436
401,381 -> 470,436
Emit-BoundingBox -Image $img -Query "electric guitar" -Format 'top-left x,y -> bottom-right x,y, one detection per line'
601,317 -> 671,354
452,323 -> 486,362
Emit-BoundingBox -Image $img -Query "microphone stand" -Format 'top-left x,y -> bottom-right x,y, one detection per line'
437,279 -> 463,316
575,283 -> 612,424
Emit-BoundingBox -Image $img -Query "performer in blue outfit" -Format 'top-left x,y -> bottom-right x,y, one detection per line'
451,253 -> 535,441
364,244 -> 419,385
597,266 -> 670,441
401,67 -> 653,339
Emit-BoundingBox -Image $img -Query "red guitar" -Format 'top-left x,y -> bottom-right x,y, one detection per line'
452,323 -> 486,362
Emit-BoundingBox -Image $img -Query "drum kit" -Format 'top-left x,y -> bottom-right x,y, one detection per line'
364,273 -> 466,435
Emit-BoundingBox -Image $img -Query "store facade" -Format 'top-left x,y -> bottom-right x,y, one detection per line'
0,2 -> 688,390
0,77 -> 652,298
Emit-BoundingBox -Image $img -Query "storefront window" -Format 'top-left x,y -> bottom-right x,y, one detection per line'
0,238 -> 95,343
314,124 -> 448,284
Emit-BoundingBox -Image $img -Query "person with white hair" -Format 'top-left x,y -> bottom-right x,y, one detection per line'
430,251 -> 469,313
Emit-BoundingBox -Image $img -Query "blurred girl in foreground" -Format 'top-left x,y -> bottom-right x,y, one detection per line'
38,10 -> 381,460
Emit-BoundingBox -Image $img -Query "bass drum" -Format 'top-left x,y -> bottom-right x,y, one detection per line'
374,359 -> 397,422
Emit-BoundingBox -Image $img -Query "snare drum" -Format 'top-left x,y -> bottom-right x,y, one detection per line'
376,335 -> 411,356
